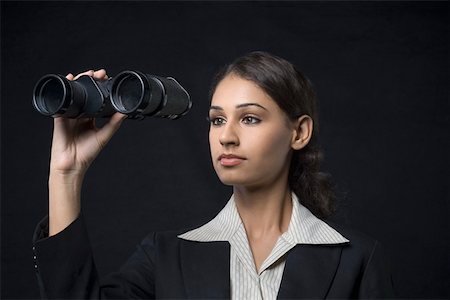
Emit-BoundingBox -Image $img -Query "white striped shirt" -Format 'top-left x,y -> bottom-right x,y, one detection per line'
178,193 -> 349,299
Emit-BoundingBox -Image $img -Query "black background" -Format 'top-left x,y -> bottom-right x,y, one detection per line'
1,1 -> 449,299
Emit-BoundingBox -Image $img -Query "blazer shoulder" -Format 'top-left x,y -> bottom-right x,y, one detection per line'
326,221 -> 379,245
138,227 -> 195,253
324,221 -> 383,261
138,229 -> 184,249
325,222 -> 395,297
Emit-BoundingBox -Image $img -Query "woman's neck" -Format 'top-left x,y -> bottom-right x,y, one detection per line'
233,182 -> 293,239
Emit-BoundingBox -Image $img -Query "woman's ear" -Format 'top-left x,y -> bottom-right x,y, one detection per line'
291,115 -> 313,150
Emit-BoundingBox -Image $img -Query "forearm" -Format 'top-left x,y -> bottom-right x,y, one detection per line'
48,171 -> 84,236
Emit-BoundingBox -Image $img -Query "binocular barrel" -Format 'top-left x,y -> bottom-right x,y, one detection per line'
32,70 -> 192,120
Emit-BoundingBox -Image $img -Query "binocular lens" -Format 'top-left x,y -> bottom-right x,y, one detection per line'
33,75 -> 67,116
113,74 -> 144,113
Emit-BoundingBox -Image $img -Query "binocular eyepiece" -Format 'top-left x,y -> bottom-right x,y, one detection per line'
32,70 -> 192,120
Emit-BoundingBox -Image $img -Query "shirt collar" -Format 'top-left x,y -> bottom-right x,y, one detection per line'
178,193 -> 349,244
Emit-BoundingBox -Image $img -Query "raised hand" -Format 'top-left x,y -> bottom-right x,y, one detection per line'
50,69 -> 126,177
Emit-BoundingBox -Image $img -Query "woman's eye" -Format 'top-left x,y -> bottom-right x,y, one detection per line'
242,116 -> 261,124
209,117 -> 226,126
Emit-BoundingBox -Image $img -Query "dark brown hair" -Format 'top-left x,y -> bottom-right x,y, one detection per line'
209,51 -> 335,218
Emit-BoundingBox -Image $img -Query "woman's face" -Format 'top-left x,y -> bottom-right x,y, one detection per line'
209,74 -> 296,189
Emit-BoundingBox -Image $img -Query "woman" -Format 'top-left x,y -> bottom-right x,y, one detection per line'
33,52 -> 394,299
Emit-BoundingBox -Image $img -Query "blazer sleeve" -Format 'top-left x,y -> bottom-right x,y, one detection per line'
32,215 -> 156,299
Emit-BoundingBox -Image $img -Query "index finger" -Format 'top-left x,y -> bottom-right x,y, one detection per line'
73,70 -> 95,80
92,69 -> 108,80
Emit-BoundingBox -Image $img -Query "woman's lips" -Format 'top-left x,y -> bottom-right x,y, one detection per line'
218,154 -> 246,166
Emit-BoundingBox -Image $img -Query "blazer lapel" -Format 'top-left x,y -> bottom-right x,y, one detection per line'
180,240 -> 230,299
278,244 -> 343,299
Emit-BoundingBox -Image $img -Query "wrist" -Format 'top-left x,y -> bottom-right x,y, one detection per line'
49,169 -> 85,186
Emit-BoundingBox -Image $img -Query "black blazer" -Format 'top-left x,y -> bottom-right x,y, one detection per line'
33,215 -> 395,299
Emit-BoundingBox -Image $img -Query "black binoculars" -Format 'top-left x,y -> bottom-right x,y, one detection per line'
32,70 -> 192,119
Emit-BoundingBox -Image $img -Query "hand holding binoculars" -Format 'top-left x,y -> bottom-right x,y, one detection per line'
33,70 -> 192,120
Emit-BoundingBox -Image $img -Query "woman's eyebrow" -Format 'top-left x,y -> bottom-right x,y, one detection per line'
209,105 -> 223,111
209,103 -> 268,111
236,103 -> 268,111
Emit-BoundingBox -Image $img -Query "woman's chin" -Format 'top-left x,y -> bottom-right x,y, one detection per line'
217,174 -> 262,190
217,176 -> 249,187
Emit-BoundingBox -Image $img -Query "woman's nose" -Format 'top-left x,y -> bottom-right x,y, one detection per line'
219,122 -> 239,146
